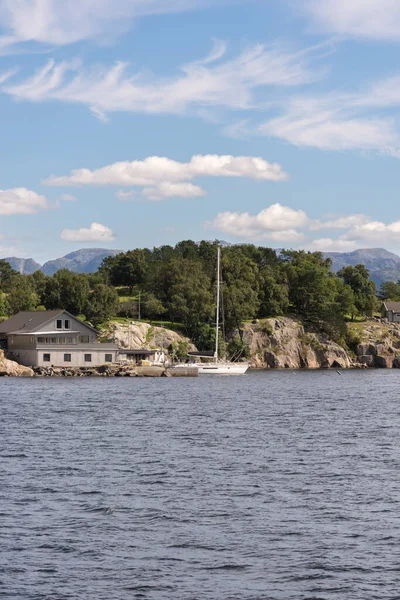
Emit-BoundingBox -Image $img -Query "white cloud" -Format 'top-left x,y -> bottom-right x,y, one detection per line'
303,0 -> 400,41
310,214 -> 369,230
0,187 -> 49,215
2,42 -> 317,116
60,222 -> 115,242
115,189 -> 137,201
143,182 -> 206,201
59,193 -> 78,202
208,203 -> 307,242
44,154 -> 288,188
208,203 -> 400,248
44,154 -> 287,201
307,238 -> 358,252
0,0 -> 210,49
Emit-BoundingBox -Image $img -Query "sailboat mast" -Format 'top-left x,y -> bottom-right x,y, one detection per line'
215,246 -> 220,362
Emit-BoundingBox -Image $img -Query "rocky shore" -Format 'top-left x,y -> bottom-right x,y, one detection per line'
0,350 -> 34,377
243,317 -> 400,369
33,365 -> 198,377
243,318 -> 351,369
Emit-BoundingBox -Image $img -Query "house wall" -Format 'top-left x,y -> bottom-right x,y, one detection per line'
38,312 -> 97,342
388,311 -> 400,323
9,345 -> 118,367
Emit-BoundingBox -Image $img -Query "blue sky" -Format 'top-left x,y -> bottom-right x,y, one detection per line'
1,0 -> 400,262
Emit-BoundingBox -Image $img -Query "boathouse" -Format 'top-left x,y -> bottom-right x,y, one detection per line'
0,310 -> 118,367
383,302 -> 400,323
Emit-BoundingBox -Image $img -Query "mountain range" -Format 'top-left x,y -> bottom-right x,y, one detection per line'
3,247 -> 400,286
5,248 -> 121,276
323,248 -> 400,286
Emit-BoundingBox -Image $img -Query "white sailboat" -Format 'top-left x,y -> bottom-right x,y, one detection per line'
190,247 -> 249,375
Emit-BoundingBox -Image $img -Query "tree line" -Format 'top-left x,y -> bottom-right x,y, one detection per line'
0,240 -> 388,348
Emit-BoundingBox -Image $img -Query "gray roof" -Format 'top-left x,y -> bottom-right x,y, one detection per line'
0,311 -> 64,334
384,302 -> 400,312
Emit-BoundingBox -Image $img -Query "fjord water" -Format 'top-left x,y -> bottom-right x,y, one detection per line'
2,371 -> 400,600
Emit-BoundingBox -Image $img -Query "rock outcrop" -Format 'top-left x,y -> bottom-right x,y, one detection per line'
101,321 -> 196,354
0,350 -> 34,376
243,317 -> 352,369
349,320 -> 400,368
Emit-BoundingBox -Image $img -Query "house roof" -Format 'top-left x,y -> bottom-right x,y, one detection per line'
0,311 -> 99,335
384,302 -> 400,312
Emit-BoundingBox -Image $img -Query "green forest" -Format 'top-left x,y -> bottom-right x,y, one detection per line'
0,240 -> 393,350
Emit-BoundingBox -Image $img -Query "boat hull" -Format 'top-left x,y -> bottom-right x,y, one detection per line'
197,363 -> 249,375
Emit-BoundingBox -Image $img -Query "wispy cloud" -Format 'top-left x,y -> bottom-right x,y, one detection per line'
2,42 -> 318,117
253,71 -> 400,155
0,0 -> 214,50
302,0 -> 400,41
43,154 -> 288,200
60,222 -> 115,242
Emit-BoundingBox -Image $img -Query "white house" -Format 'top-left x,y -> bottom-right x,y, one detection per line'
0,310 -> 119,368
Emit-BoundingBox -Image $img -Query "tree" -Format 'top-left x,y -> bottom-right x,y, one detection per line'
162,259 -> 214,332
85,284 -> 119,326
6,277 -> 39,314
335,280 -> 357,320
0,260 -> 18,292
338,264 -> 377,317
282,251 -> 337,321
221,248 -> 260,330
28,270 -> 49,305
378,281 -> 400,301
143,294 -> 166,320
102,249 -> 150,291
44,269 -> 90,315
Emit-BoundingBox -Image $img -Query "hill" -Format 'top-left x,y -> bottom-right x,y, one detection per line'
324,248 -> 400,286
4,257 -> 42,275
3,248 -> 121,275
41,248 -> 122,275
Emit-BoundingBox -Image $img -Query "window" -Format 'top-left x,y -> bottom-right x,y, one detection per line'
84,354 -> 92,362
80,336 -> 89,343
56,319 -> 62,329
105,354 -> 112,363
64,354 -> 71,362
66,338 -> 73,343
64,320 -> 70,330
43,354 -> 51,362
59,337 -> 66,344
51,337 -> 58,343
37,337 -> 45,343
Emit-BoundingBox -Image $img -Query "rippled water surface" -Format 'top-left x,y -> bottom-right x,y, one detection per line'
2,370 -> 400,599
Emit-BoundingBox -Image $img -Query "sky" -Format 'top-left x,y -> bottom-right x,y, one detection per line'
2,0 -> 400,262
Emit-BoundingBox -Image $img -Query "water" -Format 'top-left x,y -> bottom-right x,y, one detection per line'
2,370 -> 400,599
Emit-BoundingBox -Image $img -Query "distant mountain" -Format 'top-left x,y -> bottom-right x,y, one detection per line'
4,257 -> 42,275
3,248 -> 122,276
324,248 -> 400,286
41,248 -> 122,275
